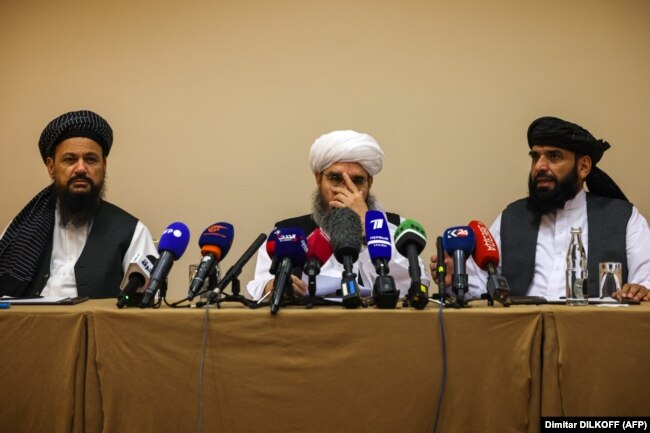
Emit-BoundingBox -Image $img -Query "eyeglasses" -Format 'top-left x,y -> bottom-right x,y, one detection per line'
323,172 -> 368,188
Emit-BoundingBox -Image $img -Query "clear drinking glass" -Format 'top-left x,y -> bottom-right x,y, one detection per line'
599,262 -> 622,300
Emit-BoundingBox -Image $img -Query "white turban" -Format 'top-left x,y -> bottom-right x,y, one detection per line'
309,130 -> 384,176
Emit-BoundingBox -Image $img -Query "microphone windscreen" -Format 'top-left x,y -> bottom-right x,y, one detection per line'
468,220 -> 500,270
365,210 -> 392,261
442,226 -> 475,257
329,208 -> 362,263
198,222 -> 234,261
158,222 -> 191,259
274,228 -> 308,267
394,219 -> 427,257
306,228 -> 333,265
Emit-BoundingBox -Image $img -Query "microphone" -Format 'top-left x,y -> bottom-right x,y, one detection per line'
365,210 -> 398,309
139,222 -> 191,308
187,222 -> 234,301
468,220 -> 511,306
304,228 -> 333,299
442,226 -> 475,307
266,229 -> 279,275
270,228 -> 308,314
116,253 -> 156,308
216,233 -> 267,295
394,219 -> 429,310
435,236 -> 446,303
330,208 -> 363,309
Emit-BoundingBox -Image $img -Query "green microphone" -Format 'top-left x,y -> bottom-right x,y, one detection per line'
394,219 -> 429,309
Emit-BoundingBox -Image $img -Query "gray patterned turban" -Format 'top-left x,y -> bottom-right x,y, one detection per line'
38,110 -> 113,162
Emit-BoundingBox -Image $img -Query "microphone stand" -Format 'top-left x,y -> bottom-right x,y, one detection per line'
372,259 -> 398,309
341,256 -> 362,309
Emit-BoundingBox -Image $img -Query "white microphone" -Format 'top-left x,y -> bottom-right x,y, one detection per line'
117,253 -> 155,308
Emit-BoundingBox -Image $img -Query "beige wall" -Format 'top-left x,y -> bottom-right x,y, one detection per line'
1,0 -> 648,300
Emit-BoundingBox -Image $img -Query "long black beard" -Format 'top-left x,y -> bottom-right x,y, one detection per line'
527,164 -> 581,215
311,189 -> 376,235
55,176 -> 105,228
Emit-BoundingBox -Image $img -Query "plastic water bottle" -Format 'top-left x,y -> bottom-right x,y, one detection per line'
566,227 -> 588,306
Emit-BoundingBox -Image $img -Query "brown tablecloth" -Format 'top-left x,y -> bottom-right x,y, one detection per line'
2,299 -> 648,433
540,303 -> 650,417
89,303 -> 542,433
0,304 -> 88,433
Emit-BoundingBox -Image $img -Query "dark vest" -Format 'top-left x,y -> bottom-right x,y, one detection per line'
500,193 -> 631,296
27,201 -> 138,299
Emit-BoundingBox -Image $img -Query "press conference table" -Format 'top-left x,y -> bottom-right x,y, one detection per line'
1,299 -> 648,433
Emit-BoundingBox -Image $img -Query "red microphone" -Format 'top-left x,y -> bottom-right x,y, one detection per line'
266,229 -> 278,275
468,220 -> 511,306
468,220 -> 500,273
304,228 -> 333,299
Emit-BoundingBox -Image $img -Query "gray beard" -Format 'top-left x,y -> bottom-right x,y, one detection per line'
311,189 -> 377,235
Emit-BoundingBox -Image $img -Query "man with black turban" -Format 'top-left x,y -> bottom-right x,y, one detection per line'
0,110 -> 157,299
432,116 -> 650,302
246,130 -> 430,301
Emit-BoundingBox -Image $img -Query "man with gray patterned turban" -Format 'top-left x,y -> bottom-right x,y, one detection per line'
431,116 -> 650,302
247,129 -> 430,301
0,110 -> 157,299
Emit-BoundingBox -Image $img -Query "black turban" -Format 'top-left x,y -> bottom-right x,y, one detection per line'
38,110 -> 113,162
527,116 -> 628,202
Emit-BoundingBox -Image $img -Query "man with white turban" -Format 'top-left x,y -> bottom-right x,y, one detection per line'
247,130 -> 430,301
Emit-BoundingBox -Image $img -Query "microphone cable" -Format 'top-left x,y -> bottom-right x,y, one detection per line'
432,236 -> 448,433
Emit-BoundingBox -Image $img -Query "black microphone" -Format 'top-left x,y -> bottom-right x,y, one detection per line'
117,254 -> 156,308
140,222 -> 191,308
330,208 -> 363,309
216,233 -> 267,294
435,236 -> 446,303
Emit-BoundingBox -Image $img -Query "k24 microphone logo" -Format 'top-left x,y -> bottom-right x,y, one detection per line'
447,228 -> 470,238
369,218 -> 384,230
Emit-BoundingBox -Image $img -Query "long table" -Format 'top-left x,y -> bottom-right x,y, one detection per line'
1,300 -> 648,433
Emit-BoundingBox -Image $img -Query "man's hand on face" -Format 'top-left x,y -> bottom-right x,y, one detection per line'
329,172 -> 369,227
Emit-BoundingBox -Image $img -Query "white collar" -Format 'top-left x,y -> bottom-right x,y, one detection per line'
561,188 -> 586,211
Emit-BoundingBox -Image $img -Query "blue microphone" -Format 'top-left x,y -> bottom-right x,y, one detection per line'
365,210 -> 398,308
442,226 -> 475,306
140,222 -> 191,307
270,228 -> 307,314
187,222 -> 234,301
